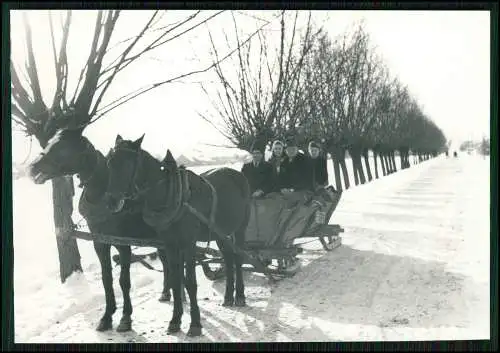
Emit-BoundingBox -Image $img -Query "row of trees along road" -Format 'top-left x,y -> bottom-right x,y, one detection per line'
202,12 -> 447,192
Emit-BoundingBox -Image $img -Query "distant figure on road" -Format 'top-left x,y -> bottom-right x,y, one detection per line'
453,151 -> 458,158
268,140 -> 287,193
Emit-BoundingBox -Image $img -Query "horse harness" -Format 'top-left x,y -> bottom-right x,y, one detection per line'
107,146 -> 226,243
162,166 -> 220,243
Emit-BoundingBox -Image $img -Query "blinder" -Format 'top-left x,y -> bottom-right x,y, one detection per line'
106,145 -> 149,201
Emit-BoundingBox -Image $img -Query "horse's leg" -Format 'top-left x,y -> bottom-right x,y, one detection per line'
217,239 -> 235,307
116,245 -> 133,332
93,242 -> 116,331
184,245 -> 202,336
165,246 -> 184,334
234,232 -> 246,307
158,249 -> 171,302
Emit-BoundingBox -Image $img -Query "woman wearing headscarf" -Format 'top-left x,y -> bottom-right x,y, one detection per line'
267,140 -> 287,193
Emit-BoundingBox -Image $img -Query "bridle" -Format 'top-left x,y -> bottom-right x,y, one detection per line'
37,140 -> 99,186
106,145 -> 220,234
106,146 -> 145,201
106,145 -> 177,202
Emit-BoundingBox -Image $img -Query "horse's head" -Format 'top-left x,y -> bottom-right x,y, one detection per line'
105,133 -> 147,213
29,127 -> 95,184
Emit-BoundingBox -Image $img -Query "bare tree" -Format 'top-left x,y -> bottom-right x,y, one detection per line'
11,9 -> 262,283
296,30 -> 357,191
199,11 -> 322,152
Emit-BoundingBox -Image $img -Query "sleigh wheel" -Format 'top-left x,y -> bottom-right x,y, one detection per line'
276,256 -> 301,277
201,262 -> 226,281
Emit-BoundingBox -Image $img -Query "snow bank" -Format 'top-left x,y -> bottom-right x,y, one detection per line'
13,154 -> 489,342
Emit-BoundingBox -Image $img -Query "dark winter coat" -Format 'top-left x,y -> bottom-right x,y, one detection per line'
241,160 -> 273,194
280,152 -> 310,191
267,155 -> 288,193
306,156 -> 328,190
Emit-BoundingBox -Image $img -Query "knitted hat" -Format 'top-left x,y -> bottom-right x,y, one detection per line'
309,141 -> 320,149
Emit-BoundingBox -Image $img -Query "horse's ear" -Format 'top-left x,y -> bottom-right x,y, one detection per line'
162,149 -> 177,169
133,134 -> 145,148
115,134 -> 123,146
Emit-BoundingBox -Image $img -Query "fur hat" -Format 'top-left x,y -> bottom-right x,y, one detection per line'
250,138 -> 265,153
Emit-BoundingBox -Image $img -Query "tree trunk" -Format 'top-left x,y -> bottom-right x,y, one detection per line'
330,155 -> 343,192
51,176 -> 83,283
362,149 -> 373,182
355,153 -> 366,184
351,153 -> 359,186
349,148 -> 366,185
379,152 -> 386,176
390,151 -> 397,173
400,150 -> 405,170
340,158 -> 350,189
383,154 -> 391,174
337,148 -> 350,190
373,151 -> 379,179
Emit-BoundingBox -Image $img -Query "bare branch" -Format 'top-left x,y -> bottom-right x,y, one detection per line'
99,10 -> 219,78
22,12 -> 47,117
74,10 -> 120,117
89,11 -> 159,116
88,17 -> 274,126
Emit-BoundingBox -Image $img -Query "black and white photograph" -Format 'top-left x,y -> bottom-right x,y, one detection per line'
8,6 -> 491,344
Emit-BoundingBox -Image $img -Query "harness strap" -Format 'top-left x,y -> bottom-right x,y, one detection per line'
198,175 -> 218,245
142,166 -> 190,230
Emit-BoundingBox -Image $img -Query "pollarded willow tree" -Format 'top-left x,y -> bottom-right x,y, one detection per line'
11,9 -> 272,283
410,116 -> 447,159
199,10 -> 323,152
296,31 -> 350,191
296,24 -> 381,190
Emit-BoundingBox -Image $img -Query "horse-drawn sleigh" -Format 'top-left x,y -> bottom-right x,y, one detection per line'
29,128 -> 344,336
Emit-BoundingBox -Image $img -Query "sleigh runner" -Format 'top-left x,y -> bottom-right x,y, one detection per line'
68,184 -> 343,281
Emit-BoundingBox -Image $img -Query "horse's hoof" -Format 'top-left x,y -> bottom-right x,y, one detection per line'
116,317 -> 132,332
159,292 -> 171,302
234,297 -> 246,307
96,318 -> 113,332
222,299 -> 234,307
167,323 -> 181,334
187,325 -> 202,337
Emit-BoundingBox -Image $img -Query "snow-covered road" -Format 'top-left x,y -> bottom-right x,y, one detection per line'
13,154 -> 490,342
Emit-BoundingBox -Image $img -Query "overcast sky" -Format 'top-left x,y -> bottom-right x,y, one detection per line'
10,10 -> 490,163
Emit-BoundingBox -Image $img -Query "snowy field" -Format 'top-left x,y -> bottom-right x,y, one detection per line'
13,153 -> 490,342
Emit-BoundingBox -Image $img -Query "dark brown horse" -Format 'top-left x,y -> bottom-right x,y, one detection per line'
28,127 -> 173,332
105,134 -> 251,337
